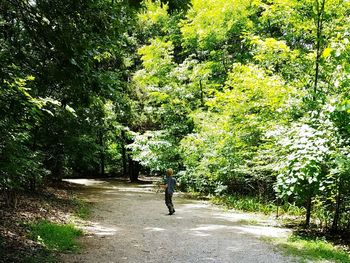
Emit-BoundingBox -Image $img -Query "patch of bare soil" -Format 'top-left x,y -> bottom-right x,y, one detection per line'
0,182 -> 83,263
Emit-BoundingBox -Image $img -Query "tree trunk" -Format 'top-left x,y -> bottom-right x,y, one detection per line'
99,130 -> 105,177
29,127 -> 38,192
331,181 -> 342,232
305,196 -> 312,227
129,159 -> 140,182
121,129 -> 127,176
4,189 -> 18,209
52,143 -> 65,181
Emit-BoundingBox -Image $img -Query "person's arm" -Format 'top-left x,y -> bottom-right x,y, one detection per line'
160,177 -> 168,189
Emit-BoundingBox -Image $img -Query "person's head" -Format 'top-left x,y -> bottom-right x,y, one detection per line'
166,168 -> 173,177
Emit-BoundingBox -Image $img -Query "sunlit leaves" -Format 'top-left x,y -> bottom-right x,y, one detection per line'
275,104 -> 341,201
208,63 -> 296,118
259,0 -> 314,45
127,130 -> 178,171
180,111 -> 233,191
130,0 -> 350,227
135,38 -> 175,87
181,0 -> 257,50
138,0 -> 169,29
247,35 -> 305,80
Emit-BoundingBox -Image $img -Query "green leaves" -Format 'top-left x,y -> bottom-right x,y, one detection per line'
208,63 -> 296,120
181,0 -> 256,50
274,104 -> 342,202
136,38 -> 175,86
1,0 -> 137,188
138,0 -> 170,30
127,130 -> 179,171
2,0 -> 350,231
0,78 -> 48,194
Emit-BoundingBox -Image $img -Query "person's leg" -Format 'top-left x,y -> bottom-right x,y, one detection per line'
165,192 -> 171,213
169,193 -> 175,214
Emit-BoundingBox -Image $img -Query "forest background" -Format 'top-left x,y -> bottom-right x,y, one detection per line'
1,0 -> 350,233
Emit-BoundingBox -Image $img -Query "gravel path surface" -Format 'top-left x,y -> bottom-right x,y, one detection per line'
60,178 -> 298,263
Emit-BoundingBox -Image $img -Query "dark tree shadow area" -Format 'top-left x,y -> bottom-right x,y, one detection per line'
0,181 -> 85,263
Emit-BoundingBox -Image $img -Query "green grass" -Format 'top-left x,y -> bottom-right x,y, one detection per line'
211,195 -> 305,216
265,234 -> 350,263
29,220 -> 83,252
71,198 -> 91,219
75,202 -> 91,220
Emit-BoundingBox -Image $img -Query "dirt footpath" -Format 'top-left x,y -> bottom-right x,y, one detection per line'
60,178 -> 297,263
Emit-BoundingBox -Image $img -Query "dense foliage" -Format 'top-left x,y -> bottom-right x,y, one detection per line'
2,0 -> 350,232
130,0 -> 350,230
0,0 -> 137,205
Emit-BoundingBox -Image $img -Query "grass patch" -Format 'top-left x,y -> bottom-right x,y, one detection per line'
71,198 -> 91,219
29,220 -> 83,252
265,234 -> 350,263
76,205 -> 90,219
212,195 -> 305,216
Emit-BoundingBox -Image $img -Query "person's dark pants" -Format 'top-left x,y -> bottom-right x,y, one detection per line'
165,191 -> 175,213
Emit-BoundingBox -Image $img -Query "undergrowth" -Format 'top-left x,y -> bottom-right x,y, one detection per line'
211,195 -> 305,216
264,234 -> 350,263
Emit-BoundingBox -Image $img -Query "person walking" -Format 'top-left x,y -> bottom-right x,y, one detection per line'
162,168 -> 176,215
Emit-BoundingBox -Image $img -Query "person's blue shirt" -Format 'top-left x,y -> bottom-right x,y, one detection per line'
166,177 -> 176,194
